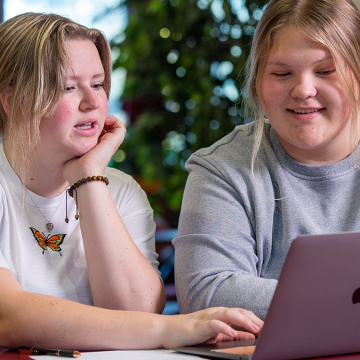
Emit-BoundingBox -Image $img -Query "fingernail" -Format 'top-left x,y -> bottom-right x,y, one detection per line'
253,325 -> 260,332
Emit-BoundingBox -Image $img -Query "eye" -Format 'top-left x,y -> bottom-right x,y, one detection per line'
92,83 -> 105,90
272,72 -> 291,77
317,69 -> 336,75
65,85 -> 75,92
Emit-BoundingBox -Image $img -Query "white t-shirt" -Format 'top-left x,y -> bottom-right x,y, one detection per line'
0,142 -> 160,305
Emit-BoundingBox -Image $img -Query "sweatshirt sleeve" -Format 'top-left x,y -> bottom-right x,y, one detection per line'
173,153 -> 277,320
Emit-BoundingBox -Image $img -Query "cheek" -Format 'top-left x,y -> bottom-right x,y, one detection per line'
100,96 -> 109,114
52,101 -> 75,125
40,103 -> 74,137
260,78 -> 285,110
262,92 -> 281,119
324,87 -> 350,118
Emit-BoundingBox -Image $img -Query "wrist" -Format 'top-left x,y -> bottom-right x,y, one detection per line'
70,168 -> 105,184
63,158 -> 105,186
67,176 -> 109,198
65,175 -> 109,223
158,315 -> 172,349
159,314 -> 186,349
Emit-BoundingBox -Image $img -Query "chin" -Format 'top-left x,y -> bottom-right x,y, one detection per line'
74,142 -> 98,157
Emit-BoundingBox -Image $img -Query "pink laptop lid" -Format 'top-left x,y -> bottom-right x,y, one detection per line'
253,232 -> 360,360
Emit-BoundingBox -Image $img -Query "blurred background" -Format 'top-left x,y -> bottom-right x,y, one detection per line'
0,0 -> 268,228
4,0 -> 357,313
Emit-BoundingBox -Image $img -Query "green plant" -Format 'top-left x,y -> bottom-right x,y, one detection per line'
111,0 -> 267,227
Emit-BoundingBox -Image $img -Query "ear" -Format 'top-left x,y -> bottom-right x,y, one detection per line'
0,87 -> 13,115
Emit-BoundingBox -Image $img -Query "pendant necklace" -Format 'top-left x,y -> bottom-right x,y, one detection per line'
27,191 -> 67,232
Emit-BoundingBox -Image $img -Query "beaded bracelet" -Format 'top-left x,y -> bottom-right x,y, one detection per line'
68,175 -> 109,198
65,176 -> 109,223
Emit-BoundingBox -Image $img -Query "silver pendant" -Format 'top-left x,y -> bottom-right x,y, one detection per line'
46,222 -> 54,232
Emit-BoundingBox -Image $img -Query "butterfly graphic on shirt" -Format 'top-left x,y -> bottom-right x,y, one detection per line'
29,227 -> 66,256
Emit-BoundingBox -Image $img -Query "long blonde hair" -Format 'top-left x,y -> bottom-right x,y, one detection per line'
244,0 -> 360,173
0,12 -> 112,183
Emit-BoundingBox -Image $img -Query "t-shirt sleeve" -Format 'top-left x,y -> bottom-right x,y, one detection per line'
173,154 -> 277,320
0,195 -> 10,271
0,248 -> 11,271
108,169 -> 161,278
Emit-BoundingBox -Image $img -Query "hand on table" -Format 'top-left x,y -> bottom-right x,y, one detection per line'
162,307 -> 263,349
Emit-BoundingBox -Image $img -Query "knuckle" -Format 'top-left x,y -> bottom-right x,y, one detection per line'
223,308 -> 232,317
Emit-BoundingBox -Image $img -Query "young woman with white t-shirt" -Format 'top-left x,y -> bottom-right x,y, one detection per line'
0,12 -> 263,350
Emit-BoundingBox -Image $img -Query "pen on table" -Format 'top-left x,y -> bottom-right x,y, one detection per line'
18,347 -> 81,358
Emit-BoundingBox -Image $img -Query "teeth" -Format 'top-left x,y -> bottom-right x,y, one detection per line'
293,109 -> 321,114
76,122 -> 92,130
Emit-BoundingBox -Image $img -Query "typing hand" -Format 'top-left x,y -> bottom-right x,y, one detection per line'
162,307 -> 263,349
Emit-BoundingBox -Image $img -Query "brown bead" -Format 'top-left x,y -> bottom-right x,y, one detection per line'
75,215 -> 79,220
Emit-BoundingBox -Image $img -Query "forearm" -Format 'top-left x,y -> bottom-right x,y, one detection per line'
1,288 -> 167,350
174,231 -> 279,319
76,180 -> 165,312
0,273 -> 264,351
175,242 -> 277,320
195,274 -> 277,320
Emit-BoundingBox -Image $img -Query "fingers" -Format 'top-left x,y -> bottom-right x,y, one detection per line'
62,115 -> 126,182
205,329 -> 256,344
197,317 -> 256,346
196,307 -> 263,343
189,307 -> 263,346
103,115 -> 126,133
162,307 -> 261,349
206,319 -> 238,339
99,115 -> 126,148
213,308 -> 263,335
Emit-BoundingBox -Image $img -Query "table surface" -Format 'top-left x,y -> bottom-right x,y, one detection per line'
1,347 -> 360,360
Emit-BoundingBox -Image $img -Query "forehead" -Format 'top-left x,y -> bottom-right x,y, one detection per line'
64,38 -> 103,71
267,26 -> 333,64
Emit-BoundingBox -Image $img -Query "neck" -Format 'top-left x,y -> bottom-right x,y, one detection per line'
26,173 -> 69,198
4,140 -> 69,198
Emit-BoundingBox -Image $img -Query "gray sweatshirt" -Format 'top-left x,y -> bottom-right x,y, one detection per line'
173,121 -> 360,320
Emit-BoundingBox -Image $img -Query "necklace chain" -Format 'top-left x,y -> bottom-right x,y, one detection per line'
27,191 -> 66,232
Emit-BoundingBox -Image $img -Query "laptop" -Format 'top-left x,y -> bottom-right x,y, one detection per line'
173,232 -> 360,360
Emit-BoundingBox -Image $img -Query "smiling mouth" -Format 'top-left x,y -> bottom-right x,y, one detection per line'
75,122 -> 93,130
289,109 -> 324,114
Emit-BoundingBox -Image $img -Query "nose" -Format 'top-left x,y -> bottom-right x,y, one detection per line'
80,88 -> 100,111
290,75 -> 317,99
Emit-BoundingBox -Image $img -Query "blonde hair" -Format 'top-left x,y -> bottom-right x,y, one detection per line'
0,12 -> 112,183
244,0 -> 360,173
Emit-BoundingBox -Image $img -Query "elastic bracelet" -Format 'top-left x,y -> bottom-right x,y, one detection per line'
65,176 -> 109,223
67,175 -> 109,198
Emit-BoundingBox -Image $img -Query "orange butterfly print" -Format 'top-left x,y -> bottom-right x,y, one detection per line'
29,227 -> 66,256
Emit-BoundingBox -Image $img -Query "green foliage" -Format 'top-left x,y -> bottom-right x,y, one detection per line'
111,0 -> 267,226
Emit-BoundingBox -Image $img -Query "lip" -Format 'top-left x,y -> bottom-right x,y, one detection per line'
287,107 -> 325,121
73,119 -> 98,137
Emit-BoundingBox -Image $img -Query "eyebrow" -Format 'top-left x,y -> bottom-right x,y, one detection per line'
66,73 -> 105,80
266,56 -> 334,67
